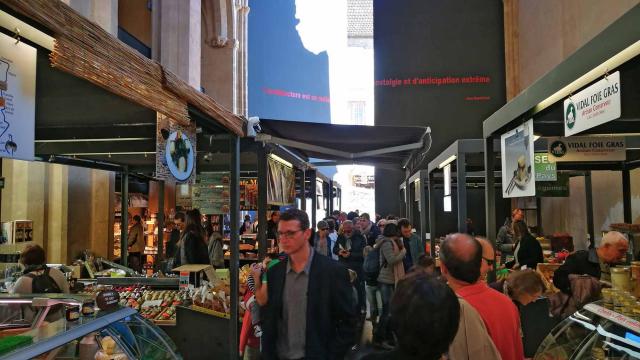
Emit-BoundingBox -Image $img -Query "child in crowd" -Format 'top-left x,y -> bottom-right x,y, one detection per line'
246,253 -> 281,337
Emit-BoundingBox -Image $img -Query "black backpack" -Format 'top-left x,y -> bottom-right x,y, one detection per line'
25,267 -> 62,294
363,240 -> 387,280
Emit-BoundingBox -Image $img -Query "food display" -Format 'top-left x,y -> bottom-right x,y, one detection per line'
189,265 -> 252,318
94,336 -> 129,360
77,284 -> 188,324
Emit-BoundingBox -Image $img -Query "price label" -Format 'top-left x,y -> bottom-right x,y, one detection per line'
96,290 -> 120,310
179,271 -> 190,289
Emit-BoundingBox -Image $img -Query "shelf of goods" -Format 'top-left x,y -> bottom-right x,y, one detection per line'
77,281 -> 185,326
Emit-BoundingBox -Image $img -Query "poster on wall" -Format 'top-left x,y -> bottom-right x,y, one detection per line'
564,71 -> 620,137
156,113 -> 197,184
267,157 -> 295,206
192,172 -> 230,214
240,178 -> 258,210
501,119 -> 536,198
0,32 -> 36,161
548,136 -> 625,162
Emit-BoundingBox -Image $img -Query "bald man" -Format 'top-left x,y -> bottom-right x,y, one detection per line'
441,233 -> 523,360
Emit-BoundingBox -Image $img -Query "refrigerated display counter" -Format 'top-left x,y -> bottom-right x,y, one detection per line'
0,294 -> 181,360
535,302 -> 640,359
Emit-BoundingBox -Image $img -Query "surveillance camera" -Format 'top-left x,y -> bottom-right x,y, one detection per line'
247,117 -> 261,137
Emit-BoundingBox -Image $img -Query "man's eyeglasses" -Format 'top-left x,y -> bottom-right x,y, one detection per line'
277,230 -> 303,238
482,257 -> 495,266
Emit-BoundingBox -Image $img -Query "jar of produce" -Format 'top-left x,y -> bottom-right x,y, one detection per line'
612,267 -> 632,292
82,300 -> 95,316
602,288 -> 614,309
66,305 -> 80,322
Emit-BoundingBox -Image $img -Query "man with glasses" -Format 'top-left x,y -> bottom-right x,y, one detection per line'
476,237 -> 495,281
440,233 -> 524,360
261,209 -> 356,360
333,220 -> 367,315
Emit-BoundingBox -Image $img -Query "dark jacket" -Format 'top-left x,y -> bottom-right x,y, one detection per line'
261,252 -> 356,359
165,229 -> 180,259
267,219 -> 278,240
402,233 -> 425,271
333,233 -> 366,273
553,249 -> 601,294
313,234 -> 333,257
361,221 -> 381,247
515,233 -> 544,270
180,230 -> 210,265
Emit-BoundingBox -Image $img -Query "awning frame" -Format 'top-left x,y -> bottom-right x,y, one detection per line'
255,133 -> 425,161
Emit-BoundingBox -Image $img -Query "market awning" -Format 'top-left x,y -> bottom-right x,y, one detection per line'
254,119 -> 430,169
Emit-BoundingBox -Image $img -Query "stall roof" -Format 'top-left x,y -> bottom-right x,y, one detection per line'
255,119 -> 429,169
426,139 -> 502,174
483,4 -> 640,138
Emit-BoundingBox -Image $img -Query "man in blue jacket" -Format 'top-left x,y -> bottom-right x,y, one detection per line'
398,218 -> 425,271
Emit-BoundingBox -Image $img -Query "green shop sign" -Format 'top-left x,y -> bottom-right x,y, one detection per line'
534,152 -> 557,182
536,173 -> 570,197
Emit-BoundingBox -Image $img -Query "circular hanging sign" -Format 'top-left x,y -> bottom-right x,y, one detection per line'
165,130 -> 194,182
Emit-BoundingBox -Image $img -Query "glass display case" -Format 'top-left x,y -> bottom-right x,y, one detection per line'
535,302 -> 640,359
0,294 -> 182,360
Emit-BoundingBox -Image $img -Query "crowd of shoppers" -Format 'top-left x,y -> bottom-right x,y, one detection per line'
11,202 -> 625,360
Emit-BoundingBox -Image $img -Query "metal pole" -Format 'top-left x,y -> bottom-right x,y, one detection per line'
121,167 -> 129,268
309,169 -> 317,231
428,171 -> 437,257
585,171 -> 595,248
419,171 -> 428,249
156,180 -> 165,270
456,153 -> 467,233
257,146 -> 268,260
406,179 -> 412,221
623,169 -> 632,224
300,168 -> 306,211
535,197 -> 543,234
328,180 -> 334,216
229,136 -> 240,360
484,137 -> 496,282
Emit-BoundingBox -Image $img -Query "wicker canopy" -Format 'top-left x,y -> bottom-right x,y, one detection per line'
3,0 -> 245,136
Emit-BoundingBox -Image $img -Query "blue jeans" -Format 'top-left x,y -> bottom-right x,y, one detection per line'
365,284 -> 382,320
374,283 -> 395,342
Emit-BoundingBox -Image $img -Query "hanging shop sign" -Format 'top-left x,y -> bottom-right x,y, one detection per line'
536,173 -> 570,197
547,136 -> 626,162
564,71 -> 621,136
501,119 -> 536,198
192,172 -> 230,214
534,152 -> 557,182
156,114 -> 197,183
0,32 -> 36,161
267,156 -> 296,206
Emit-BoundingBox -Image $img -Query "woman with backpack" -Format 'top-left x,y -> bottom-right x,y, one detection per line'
12,245 -> 69,295
11,245 -> 69,321
373,223 -> 406,349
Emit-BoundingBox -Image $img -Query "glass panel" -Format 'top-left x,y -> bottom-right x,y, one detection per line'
106,315 -> 180,360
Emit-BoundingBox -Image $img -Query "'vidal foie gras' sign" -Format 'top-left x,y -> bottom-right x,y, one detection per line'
547,136 -> 626,162
564,71 -> 620,136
